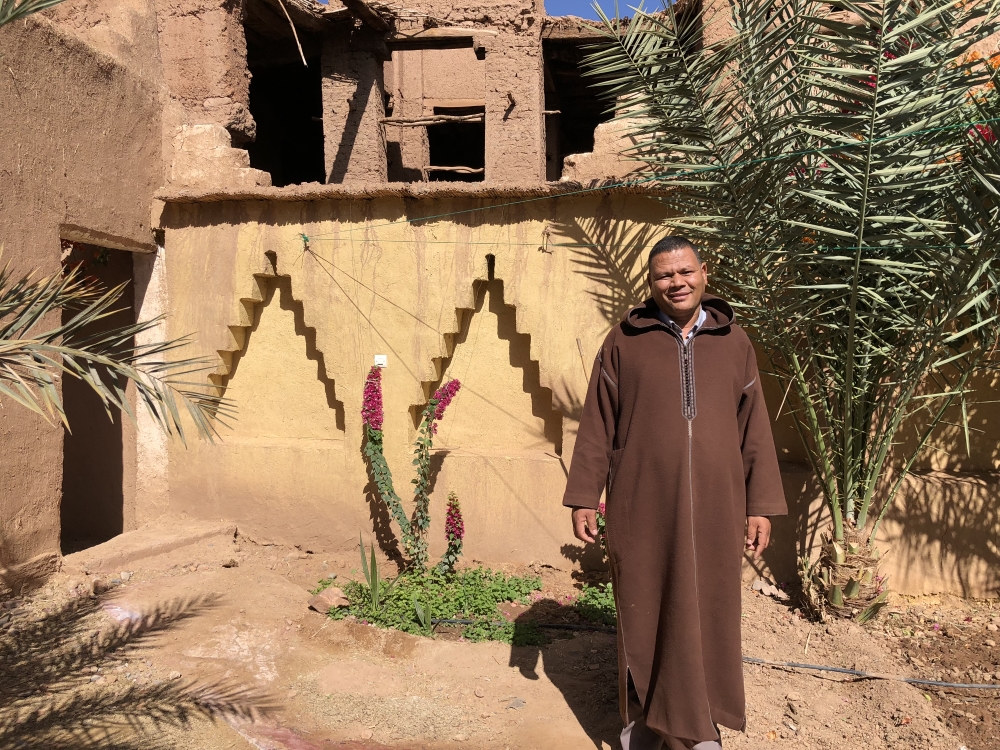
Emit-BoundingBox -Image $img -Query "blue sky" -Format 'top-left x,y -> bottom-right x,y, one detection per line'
545,1 -> 662,20
543,0 -> 605,20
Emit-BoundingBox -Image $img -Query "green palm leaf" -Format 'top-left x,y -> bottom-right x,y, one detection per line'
581,0 -> 1000,548
0,0 -> 66,27
0,257 -> 233,444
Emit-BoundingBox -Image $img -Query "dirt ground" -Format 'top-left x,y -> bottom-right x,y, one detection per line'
1,528 -> 996,749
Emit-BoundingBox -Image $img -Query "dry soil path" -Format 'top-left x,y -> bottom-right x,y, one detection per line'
1,525 -> 982,749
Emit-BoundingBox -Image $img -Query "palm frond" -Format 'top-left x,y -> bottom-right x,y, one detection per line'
0,257 -> 234,443
0,0 -> 67,27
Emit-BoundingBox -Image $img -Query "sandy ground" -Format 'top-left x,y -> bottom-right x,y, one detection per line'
0,529 -> 991,749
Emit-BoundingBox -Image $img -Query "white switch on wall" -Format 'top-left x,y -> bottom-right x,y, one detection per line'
374,354 -> 388,368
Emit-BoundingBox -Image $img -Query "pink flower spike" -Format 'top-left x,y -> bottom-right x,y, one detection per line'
361,366 -> 384,431
445,494 -> 464,542
432,379 -> 462,422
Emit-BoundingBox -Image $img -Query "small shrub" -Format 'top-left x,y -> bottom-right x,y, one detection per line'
309,576 -> 338,595
573,582 -> 616,627
328,567 -> 542,644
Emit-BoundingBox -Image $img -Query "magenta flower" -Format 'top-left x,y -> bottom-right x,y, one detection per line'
429,379 -> 461,434
598,501 -> 606,516
973,124 -> 998,144
362,365 -> 384,431
445,493 -> 464,543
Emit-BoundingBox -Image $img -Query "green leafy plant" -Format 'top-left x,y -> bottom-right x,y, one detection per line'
309,576 -> 337,595
358,535 -> 400,615
0,0 -> 66,27
582,0 -> 1000,619
329,566 -> 542,643
413,594 -> 432,634
573,582 -> 617,627
361,365 -> 462,570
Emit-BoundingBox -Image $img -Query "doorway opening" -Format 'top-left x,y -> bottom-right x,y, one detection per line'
60,242 -> 135,554
542,39 -> 614,180
244,0 -> 325,187
426,106 -> 486,182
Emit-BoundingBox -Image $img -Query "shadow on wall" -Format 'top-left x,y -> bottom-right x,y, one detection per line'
881,472 -> 1000,597
220,274 -> 346,431
0,592 -> 276,748
416,277 -> 564,454
745,464 -> 827,585
552,196 -> 664,328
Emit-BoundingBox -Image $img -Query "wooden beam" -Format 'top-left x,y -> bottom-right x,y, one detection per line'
421,166 -> 485,181
381,113 -> 485,127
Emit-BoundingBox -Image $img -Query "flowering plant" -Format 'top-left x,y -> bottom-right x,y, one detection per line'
361,366 -> 463,570
437,492 -> 465,574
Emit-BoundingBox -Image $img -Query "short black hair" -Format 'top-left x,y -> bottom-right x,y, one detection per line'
648,235 -> 702,270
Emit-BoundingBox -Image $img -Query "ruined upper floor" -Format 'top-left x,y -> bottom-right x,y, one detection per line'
46,0 -> 650,194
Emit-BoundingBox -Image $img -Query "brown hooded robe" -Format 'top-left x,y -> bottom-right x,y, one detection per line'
563,295 -> 787,744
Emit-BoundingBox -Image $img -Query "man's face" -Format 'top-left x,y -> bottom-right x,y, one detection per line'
648,247 -> 708,319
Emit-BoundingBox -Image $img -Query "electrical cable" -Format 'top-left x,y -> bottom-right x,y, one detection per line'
429,619 -> 1000,689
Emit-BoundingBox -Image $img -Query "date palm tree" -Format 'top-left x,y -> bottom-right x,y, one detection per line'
583,0 -> 1000,618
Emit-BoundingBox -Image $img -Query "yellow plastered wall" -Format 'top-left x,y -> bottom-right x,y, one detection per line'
158,194 -> 659,562
153,194 -> 1000,595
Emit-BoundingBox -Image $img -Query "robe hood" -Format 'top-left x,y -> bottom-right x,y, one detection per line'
623,293 -> 735,332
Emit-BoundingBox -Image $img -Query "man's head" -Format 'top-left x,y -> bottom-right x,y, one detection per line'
647,235 -> 708,322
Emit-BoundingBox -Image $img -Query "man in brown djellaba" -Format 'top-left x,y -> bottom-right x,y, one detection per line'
564,236 -> 787,750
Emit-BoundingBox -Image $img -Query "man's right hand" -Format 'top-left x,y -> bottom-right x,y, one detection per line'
572,508 -> 599,544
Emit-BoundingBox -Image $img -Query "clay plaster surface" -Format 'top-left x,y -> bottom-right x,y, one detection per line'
155,193 -> 663,563
151,188 -> 1000,595
0,16 -> 161,568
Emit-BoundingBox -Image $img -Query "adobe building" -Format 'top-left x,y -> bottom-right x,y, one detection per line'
0,0 -> 996,599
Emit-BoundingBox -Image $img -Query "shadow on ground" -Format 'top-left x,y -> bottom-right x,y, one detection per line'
0,590 -> 277,749
506,599 -> 621,750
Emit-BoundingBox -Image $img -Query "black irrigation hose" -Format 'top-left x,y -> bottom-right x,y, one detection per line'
431,618 -> 617,633
431,620 -> 1000,690
743,657 -> 1000,690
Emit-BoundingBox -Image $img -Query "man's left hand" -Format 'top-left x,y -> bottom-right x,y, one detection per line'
746,516 -> 771,560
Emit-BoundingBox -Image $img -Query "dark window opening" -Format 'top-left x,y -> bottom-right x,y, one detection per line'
542,39 -> 614,180
60,242 -> 134,554
426,106 -> 485,183
244,0 -> 325,187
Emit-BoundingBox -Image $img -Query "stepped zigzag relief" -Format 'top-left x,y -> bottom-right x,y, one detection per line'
414,276 -> 563,455
213,262 -> 346,432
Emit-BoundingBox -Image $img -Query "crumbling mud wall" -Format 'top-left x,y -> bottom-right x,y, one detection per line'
379,0 -> 546,183
0,16 -> 162,585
